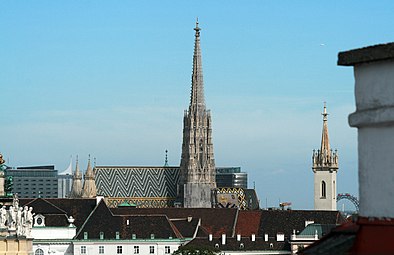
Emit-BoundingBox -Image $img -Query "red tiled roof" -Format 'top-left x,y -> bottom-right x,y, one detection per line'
235,210 -> 262,236
111,207 -> 238,237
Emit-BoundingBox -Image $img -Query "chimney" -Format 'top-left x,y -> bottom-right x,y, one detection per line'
339,44 -> 394,218
209,234 -> 213,241
264,234 -> 268,242
237,234 -> 241,241
221,234 -> 226,245
96,196 -> 104,205
251,234 -> 256,242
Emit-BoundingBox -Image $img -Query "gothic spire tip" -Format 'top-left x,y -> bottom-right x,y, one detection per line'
322,102 -> 328,120
194,18 -> 201,36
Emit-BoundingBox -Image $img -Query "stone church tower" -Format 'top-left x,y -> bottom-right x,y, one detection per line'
82,156 -> 97,198
178,21 -> 216,208
69,156 -> 83,198
312,103 -> 338,211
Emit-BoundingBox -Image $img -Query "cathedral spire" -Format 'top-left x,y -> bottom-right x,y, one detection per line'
82,155 -> 97,198
189,18 -> 205,113
179,21 -> 216,208
69,155 -> 83,198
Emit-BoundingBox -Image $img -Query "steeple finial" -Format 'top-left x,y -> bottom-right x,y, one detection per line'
322,101 -> 328,121
320,102 -> 331,156
194,18 -> 200,37
164,150 -> 169,167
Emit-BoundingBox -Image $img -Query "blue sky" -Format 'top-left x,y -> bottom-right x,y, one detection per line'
1,1 -> 393,209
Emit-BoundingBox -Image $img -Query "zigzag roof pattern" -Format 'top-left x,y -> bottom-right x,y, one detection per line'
95,166 -> 180,198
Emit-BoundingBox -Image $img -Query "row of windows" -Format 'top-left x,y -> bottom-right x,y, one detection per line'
80,245 -> 171,254
93,231 -> 158,240
18,185 -> 57,191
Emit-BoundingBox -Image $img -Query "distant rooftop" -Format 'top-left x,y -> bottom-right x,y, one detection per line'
9,165 -> 55,170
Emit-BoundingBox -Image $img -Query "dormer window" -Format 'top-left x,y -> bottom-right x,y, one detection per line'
34,214 -> 45,227
116,232 -> 120,239
276,233 -> 285,241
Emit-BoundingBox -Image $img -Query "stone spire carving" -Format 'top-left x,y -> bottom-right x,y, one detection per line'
312,103 -> 338,170
178,20 -> 216,208
82,156 -> 97,198
312,103 -> 338,211
189,20 -> 205,113
69,156 -> 83,198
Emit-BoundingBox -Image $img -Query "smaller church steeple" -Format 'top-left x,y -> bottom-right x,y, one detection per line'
82,155 -> 97,198
312,103 -> 338,211
69,155 -> 83,198
313,103 -> 338,170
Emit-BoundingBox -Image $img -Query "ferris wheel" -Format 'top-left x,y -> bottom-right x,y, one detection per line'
337,193 -> 359,212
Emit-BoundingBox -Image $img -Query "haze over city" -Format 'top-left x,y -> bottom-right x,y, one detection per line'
1,1 -> 393,209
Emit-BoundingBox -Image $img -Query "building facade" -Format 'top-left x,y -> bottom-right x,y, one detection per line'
6,165 -> 59,198
312,104 -> 338,211
216,167 -> 247,189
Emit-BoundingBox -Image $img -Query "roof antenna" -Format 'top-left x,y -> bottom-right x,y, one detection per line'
164,150 -> 169,167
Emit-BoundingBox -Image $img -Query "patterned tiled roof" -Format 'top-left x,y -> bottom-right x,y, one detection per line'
95,166 -> 179,198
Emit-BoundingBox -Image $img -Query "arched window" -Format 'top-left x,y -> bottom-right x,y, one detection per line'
321,181 -> 326,198
35,249 -> 44,255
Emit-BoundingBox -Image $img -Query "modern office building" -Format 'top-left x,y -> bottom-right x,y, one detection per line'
216,167 -> 247,189
5,165 -> 59,198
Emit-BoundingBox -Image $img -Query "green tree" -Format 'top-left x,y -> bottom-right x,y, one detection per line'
173,244 -> 220,255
